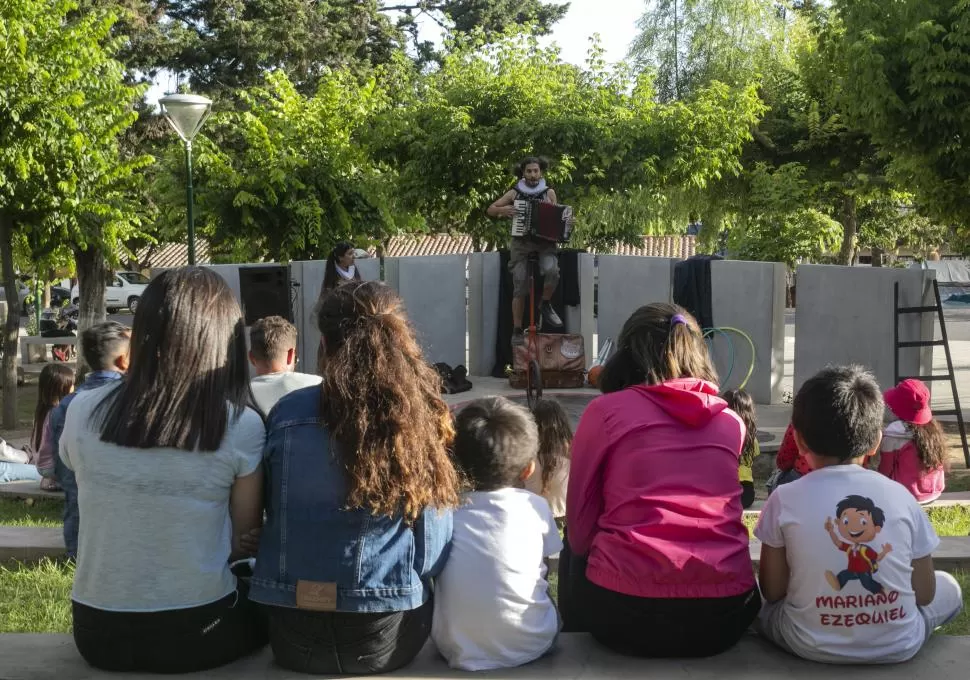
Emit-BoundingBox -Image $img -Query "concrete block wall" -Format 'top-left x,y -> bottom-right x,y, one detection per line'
467,253 -> 501,377
794,265 -> 936,392
290,258 -> 381,375
709,260 -> 787,404
596,256 -> 678,352
384,255 -> 467,368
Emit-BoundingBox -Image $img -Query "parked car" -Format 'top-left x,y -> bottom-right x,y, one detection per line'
0,279 -> 30,309
71,271 -> 150,313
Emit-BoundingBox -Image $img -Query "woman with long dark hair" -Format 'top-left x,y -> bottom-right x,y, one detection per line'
60,268 -> 267,673
321,241 -> 361,293
250,281 -> 460,675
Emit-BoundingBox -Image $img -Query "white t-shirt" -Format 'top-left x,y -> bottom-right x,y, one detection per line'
60,384 -> 266,612
755,465 -> 940,663
432,488 -> 563,671
524,460 -> 569,518
249,371 -> 321,417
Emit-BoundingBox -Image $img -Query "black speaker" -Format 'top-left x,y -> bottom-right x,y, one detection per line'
239,265 -> 292,325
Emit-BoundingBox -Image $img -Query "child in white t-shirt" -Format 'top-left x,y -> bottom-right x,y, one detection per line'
433,397 -> 562,671
755,365 -> 963,664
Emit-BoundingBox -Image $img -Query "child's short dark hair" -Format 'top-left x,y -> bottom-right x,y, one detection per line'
836,495 -> 886,527
792,365 -> 883,463
453,397 -> 538,491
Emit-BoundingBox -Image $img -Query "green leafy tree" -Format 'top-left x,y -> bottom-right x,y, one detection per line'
837,0 -> 970,230
194,70 -> 411,263
373,32 -> 763,250
0,0 -> 149,426
388,0 -> 569,64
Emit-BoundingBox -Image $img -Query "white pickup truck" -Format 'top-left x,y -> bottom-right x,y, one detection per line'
72,271 -> 150,313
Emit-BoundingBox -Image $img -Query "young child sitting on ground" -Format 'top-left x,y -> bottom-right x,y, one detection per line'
433,397 -> 562,671
878,379 -> 946,504
32,363 -> 75,490
755,365 -> 963,664
525,398 -> 572,523
723,389 -> 758,509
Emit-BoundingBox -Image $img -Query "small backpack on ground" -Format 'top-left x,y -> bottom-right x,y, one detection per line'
434,363 -> 474,395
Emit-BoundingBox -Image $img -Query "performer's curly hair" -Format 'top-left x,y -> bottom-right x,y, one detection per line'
517,155 -> 549,177
317,281 -> 460,520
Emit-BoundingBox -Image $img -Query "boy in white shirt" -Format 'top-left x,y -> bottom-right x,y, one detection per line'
755,365 -> 963,664
433,397 -> 562,671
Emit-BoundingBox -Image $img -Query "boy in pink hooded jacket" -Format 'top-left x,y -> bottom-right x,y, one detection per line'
561,304 -> 759,658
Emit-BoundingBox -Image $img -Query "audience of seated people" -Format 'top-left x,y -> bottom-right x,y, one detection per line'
247,315 -> 321,418
37,270 -> 962,674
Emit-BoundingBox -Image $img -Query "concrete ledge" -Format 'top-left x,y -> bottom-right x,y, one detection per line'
0,480 -> 65,501
2,632 -> 968,679
0,526 -> 64,562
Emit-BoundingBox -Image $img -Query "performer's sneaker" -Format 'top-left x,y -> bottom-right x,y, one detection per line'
541,302 -> 563,329
511,328 -> 525,346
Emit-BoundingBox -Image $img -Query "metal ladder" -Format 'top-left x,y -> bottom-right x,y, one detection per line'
894,279 -> 970,466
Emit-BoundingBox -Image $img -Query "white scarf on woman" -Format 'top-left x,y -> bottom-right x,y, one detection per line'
337,264 -> 356,280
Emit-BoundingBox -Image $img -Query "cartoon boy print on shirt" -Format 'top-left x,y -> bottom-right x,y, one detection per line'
823,495 -> 893,595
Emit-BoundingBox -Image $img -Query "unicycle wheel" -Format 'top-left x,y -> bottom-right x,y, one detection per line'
527,359 -> 543,409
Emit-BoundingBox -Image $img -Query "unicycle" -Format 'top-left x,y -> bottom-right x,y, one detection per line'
525,253 -> 543,409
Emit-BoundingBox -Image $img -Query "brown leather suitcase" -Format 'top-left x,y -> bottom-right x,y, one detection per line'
509,333 -> 586,389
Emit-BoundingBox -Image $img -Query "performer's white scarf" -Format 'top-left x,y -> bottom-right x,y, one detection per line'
516,178 -> 548,197
337,264 -> 356,280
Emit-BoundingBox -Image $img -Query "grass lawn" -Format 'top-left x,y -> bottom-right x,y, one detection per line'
742,504 -> 970,537
0,499 -> 64,527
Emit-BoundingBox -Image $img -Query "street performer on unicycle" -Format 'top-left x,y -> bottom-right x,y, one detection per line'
488,156 -> 574,406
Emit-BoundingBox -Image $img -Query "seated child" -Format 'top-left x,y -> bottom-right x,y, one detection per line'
723,389 -> 759,509
32,363 -> 75,490
767,423 -> 811,493
525,398 -> 571,522
433,397 -> 562,671
878,379 -> 946,504
756,365 -> 963,664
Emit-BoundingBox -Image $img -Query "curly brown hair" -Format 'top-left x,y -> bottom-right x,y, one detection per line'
317,281 -> 460,520
911,419 -> 949,472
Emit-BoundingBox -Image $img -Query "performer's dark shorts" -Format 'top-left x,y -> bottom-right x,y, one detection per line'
509,237 -> 559,298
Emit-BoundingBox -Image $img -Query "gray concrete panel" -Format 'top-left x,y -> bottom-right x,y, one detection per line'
596,256 -> 677,351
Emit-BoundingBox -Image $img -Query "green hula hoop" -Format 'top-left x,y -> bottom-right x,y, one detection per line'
704,326 -> 756,391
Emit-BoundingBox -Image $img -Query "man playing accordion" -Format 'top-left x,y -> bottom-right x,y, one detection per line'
487,156 -> 565,346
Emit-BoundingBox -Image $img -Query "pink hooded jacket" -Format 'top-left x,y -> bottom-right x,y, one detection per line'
566,378 -> 756,599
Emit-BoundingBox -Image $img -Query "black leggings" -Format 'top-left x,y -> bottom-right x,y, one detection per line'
72,581 -> 268,673
741,481 -> 756,509
265,597 -> 433,675
558,537 -> 760,658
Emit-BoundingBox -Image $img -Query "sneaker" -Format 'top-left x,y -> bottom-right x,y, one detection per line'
541,302 -> 563,329
511,328 -> 525,346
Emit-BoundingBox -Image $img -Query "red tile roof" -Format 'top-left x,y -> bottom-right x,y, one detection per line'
370,234 -> 696,259
136,242 -> 211,269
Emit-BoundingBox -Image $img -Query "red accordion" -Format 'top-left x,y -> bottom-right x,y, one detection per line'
511,200 -> 574,244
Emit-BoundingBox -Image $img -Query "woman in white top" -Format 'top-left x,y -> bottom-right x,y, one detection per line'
321,241 -> 362,294
60,267 -> 267,673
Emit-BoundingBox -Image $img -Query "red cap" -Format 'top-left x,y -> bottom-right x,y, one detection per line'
884,379 -> 932,426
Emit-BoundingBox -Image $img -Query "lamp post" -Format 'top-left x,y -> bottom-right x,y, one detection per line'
159,94 -> 213,266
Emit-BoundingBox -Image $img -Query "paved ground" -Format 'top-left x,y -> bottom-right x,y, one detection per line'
3,633 -> 967,679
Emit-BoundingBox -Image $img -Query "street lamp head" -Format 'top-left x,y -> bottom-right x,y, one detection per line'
159,93 -> 213,143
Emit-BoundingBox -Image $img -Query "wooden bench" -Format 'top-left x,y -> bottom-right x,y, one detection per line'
0,480 -> 65,501
1,632 -> 967,679
0,526 -> 63,562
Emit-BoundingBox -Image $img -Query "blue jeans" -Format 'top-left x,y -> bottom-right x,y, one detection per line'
54,455 -> 79,559
0,461 -> 42,483
837,570 -> 884,594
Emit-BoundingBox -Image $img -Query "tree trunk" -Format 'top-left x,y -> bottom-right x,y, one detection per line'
0,215 -> 22,429
837,194 -> 858,266
73,245 -> 108,376
871,246 -> 885,267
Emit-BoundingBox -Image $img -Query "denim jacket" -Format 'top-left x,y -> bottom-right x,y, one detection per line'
249,386 -> 453,613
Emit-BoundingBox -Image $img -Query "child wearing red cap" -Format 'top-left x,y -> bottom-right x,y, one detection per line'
878,379 -> 947,504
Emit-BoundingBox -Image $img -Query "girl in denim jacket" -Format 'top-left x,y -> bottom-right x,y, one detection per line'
250,281 -> 461,675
